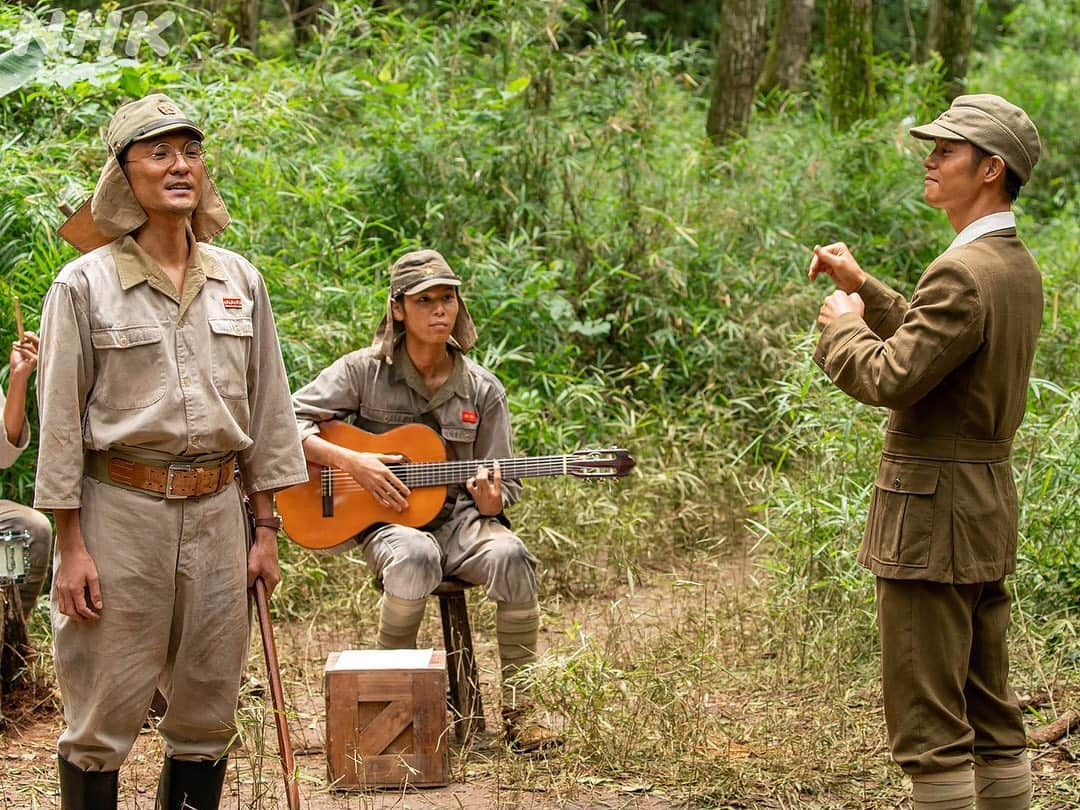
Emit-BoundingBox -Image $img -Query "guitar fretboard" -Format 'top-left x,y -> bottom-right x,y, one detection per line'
321,455 -> 576,492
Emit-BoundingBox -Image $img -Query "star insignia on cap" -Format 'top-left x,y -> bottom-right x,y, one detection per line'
157,102 -> 180,115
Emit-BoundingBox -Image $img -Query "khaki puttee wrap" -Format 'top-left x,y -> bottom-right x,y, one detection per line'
497,600 -> 540,708
911,767 -> 976,810
975,760 -> 1032,810
376,594 -> 427,650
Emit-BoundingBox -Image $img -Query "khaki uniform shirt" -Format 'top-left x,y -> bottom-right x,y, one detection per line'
34,234 -> 307,509
292,341 -> 521,515
814,228 -> 1042,583
0,390 -> 31,498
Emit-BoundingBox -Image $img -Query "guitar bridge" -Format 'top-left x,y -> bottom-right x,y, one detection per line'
321,468 -> 334,517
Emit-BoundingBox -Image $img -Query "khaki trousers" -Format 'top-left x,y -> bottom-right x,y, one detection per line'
0,499 -> 53,620
52,477 -> 250,771
364,502 -> 537,604
876,577 -> 1028,776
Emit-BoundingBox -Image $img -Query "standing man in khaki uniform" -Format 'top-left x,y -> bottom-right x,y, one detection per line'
809,94 -> 1042,810
292,249 -> 559,751
1,329 -> 52,621
36,94 -> 307,809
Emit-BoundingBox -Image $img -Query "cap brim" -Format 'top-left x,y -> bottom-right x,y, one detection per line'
402,277 -> 462,295
909,121 -> 968,142
121,119 -> 204,151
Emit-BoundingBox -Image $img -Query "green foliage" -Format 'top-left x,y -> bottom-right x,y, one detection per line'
0,2 -> 1076,805
0,7 -> 1076,798
971,0 -> 1080,218
2,0 -> 1077,588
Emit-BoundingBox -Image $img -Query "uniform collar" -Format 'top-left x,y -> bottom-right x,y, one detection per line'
947,211 -> 1016,252
391,341 -> 471,410
112,228 -> 224,287
111,228 -> 225,318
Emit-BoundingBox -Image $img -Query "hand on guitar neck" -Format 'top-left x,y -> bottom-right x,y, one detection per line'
465,460 -> 503,516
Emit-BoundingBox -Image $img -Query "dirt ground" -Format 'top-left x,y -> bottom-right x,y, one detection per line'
0,555 -> 1075,809
0,581 -> 688,810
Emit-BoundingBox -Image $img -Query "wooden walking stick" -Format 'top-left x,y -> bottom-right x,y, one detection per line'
254,576 -> 302,810
242,487 -> 301,808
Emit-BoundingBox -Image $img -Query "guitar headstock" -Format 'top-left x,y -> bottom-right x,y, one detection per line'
566,448 -> 636,478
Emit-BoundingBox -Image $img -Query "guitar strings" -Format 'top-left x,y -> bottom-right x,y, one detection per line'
316,456 -> 609,492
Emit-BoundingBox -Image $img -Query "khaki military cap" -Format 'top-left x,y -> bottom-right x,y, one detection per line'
390,250 -> 462,297
910,94 -> 1040,184
105,93 -> 204,155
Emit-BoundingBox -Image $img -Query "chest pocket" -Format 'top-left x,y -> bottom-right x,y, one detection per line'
357,405 -> 417,436
90,324 -> 166,410
208,317 -> 253,400
441,424 -> 478,447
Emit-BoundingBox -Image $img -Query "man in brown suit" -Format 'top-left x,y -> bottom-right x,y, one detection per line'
809,94 -> 1042,810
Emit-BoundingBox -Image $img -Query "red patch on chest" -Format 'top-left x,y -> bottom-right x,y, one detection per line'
461,411 -> 478,423
222,297 -> 243,310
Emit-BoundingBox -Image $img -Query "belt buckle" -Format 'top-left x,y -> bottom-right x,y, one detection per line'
165,463 -> 193,499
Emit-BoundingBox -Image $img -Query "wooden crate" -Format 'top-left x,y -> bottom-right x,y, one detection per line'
325,650 -> 449,789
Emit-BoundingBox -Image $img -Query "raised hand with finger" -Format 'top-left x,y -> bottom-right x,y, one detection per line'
808,242 -> 868,293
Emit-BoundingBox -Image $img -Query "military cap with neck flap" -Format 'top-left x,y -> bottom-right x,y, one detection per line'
58,92 -> 230,254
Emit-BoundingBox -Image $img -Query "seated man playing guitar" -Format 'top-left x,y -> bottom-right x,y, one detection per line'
292,249 -> 559,751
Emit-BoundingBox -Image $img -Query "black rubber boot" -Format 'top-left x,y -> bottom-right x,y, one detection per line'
155,756 -> 227,810
57,755 -> 118,809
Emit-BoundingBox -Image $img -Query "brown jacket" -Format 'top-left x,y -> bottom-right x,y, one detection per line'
814,228 -> 1042,583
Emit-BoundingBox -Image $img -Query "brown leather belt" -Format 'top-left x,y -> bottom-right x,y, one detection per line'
85,450 -> 236,499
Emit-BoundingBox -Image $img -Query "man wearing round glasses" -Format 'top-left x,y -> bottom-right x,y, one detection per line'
36,93 -> 307,808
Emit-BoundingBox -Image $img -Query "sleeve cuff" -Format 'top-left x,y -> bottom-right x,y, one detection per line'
242,469 -> 311,495
856,275 -> 897,332
813,312 -> 865,370
0,422 -> 30,454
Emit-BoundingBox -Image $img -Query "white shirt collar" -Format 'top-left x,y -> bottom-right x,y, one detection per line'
947,211 -> 1016,252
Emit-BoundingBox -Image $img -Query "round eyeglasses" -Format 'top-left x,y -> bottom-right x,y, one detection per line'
126,141 -> 205,166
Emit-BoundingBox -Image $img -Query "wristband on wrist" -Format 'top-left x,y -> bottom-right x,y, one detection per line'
253,515 -> 283,531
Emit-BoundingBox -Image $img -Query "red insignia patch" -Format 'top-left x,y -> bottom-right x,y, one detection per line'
222,297 -> 242,309
461,411 -> 478,423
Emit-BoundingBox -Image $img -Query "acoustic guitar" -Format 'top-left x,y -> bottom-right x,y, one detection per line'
277,421 -> 635,551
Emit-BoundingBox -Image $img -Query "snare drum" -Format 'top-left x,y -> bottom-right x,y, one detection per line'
0,530 -> 30,585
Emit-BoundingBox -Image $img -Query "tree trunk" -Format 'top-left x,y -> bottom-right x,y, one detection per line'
927,0 -> 976,100
706,0 -> 767,145
824,0 -> 874,131
290,0 -> 324,48
240,0 -> 259,55
759,0 -> 815,94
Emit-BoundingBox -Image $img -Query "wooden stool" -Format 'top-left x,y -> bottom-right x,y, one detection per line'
432,578 -> 485,742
